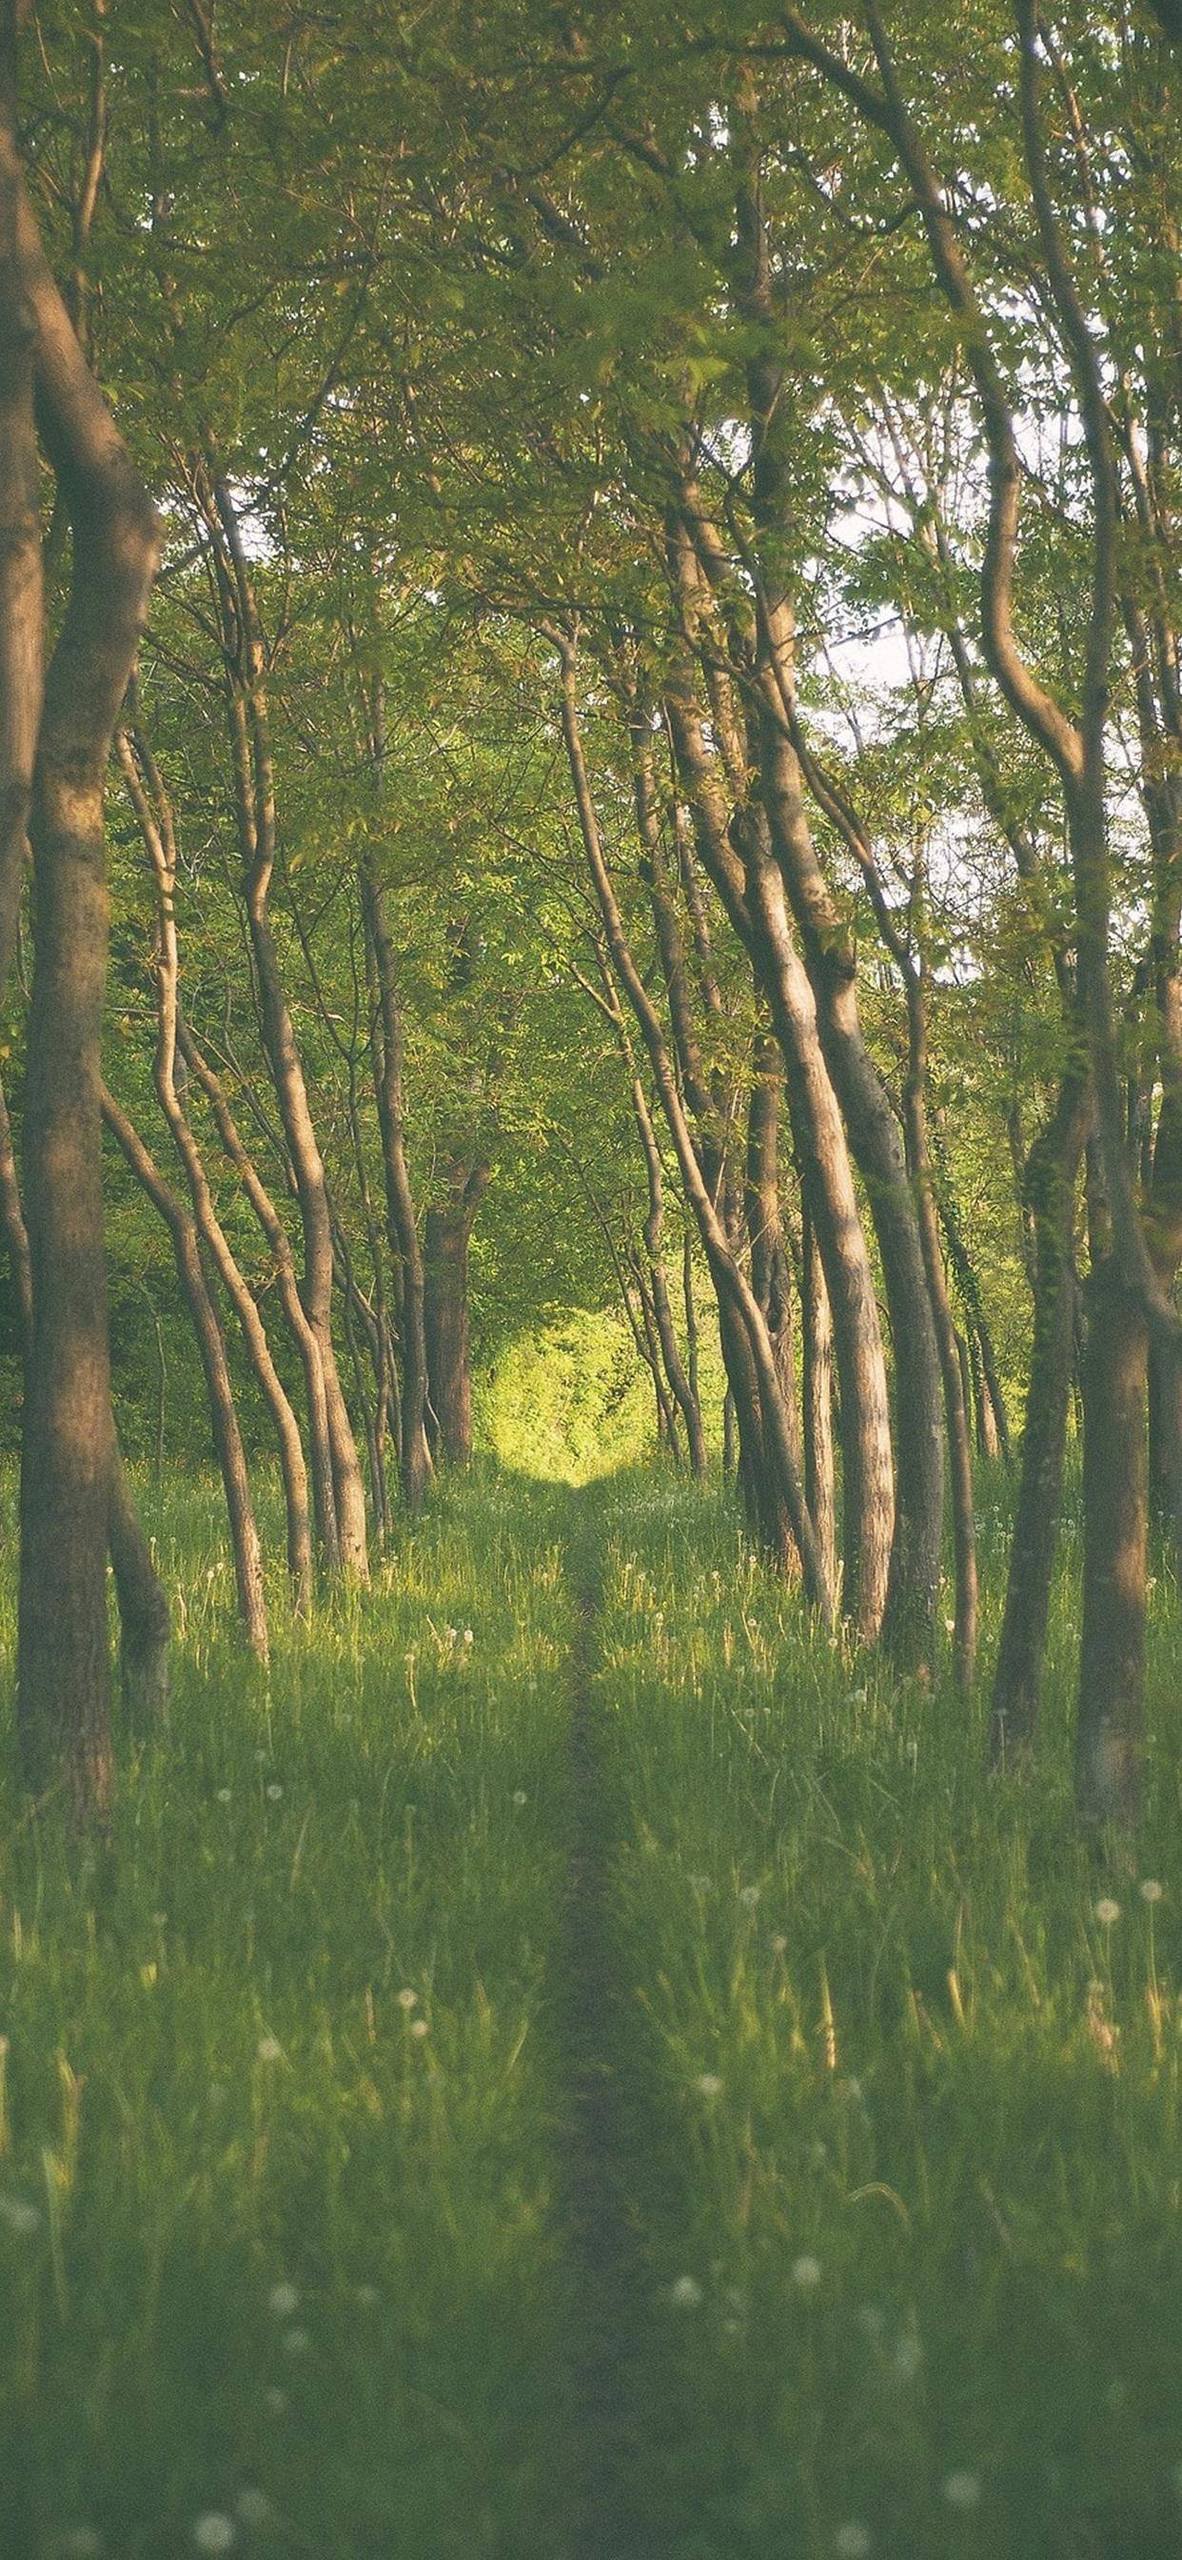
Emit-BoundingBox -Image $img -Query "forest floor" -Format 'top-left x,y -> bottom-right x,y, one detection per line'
1,1463 -> 1182,2559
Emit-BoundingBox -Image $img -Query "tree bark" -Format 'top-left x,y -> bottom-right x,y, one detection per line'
179,1025 -> 341,1576
102,1090 -> 269,1665
1076,1258 -> 1148,1822
118,721 -> 313,1613
4,94 -> 160,1818
203,471 -> 368,1580
359,843 -> 432,1508
990,1071 -> 1090,1761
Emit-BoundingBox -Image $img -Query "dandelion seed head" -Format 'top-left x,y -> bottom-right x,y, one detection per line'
281,2326 -> 310,2355
216,1788 -> 232,1804
267,2282 -> 299,2319
694,2072 -> 723,2098
738,1885 -> 761,1909
256,2036 -> 282,2064
263,2387 -> 287,2415
192,2518 -> 236,2556
410,2018 -> 430,2039
512,1790 -> 528,1807
52,2532 -> 104,2559
396,1988 -> 418,2010
942,2471 -> 981,2511
355,2283 -> 380,2308
0,2195 -> 41,2235
265,1783 -> 284,1803
668,2274 -> 703,2308
834,2526 -> 873,2560
792,2254 -> 822,2291
1140,1879 -> 1164,1904
1095,1897 -> 1121,1927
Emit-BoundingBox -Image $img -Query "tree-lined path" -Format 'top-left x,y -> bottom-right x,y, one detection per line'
4,4 -> 1182,2552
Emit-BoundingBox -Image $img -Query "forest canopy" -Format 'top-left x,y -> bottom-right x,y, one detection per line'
0,0 -> 1180,1824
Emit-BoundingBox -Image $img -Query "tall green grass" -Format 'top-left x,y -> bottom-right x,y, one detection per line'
2,1461 -> 1181,2558
0,1471 -> 576,2559
594,1468 -> 1182,2559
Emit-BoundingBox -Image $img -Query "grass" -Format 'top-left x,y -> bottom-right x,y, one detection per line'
0,1470 -> 576,2559
592,1467 -> 1182,2560
0,1459 -> 1181,2556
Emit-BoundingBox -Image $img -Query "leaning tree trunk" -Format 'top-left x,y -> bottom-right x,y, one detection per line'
102,1092 -> 270,1666
4,97 -> 160,1818
118,722 -> 314,1613
204,471 -> 368,1581
178,1025 -> 342,1577
664,669 -> 892,1638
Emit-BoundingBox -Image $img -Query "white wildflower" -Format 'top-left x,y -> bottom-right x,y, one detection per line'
463,1628 -> 474,1646
942,2471 -> 982,2512
792,2254 -> 822,2292
834,2526 -> 873,2560
0,2195 -> 41,2236
192,2519 -> 236,2557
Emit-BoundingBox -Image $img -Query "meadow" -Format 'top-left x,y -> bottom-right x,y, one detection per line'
1,1463 -> 1181,2559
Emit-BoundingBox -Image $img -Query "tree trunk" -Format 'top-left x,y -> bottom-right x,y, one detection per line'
204,471 -> 368,1581
102,1091 -> 269,1665
664,670 -> 892,1637
6,100 -> 160,1819
902,975 -> 978,1688
634,1077 -> 707,1475
1075,1257 -> 1148,1823
118,722 -> 313,1614
990,1071 -> 1089,1761
179,1026 -> 342,1577
359,842 -> 432,1509
801,1200 -> 837,1603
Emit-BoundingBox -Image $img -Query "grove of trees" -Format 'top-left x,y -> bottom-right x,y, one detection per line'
2,0 -> 1180,1827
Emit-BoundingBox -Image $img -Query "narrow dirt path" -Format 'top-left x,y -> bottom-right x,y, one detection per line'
554,1491 -> 655,2560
